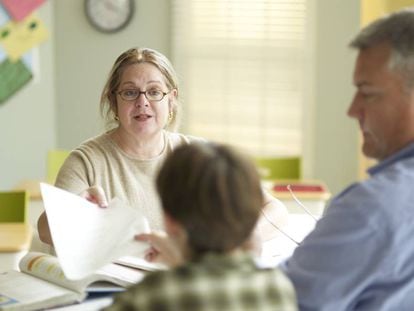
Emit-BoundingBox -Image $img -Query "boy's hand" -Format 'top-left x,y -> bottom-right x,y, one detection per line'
135,232 -> 184,268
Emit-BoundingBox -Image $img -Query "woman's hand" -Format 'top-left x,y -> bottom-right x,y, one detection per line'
135,232 -> 184,268
79,186 -> 108,207
38,185 -> 108,246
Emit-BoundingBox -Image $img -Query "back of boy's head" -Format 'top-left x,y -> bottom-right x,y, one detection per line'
156,142 -> 263,256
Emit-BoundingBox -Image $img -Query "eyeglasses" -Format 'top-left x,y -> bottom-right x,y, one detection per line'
117,89 -> 170,102
261,185 -> 319,246
286,185 -> 318,222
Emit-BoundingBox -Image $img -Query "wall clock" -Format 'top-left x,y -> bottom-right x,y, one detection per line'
84,0 -> 135,33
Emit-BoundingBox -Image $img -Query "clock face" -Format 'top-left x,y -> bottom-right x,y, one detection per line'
85,0 -> 135,33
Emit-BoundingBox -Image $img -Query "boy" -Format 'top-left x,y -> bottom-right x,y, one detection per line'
106,142 -> 297,310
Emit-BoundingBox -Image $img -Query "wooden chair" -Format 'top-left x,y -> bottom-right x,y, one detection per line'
47,149 -> 70,184
255,157 -> 301,180
0,191 -> 32,251
13,149 -> 70,199
0,191 -> 28,223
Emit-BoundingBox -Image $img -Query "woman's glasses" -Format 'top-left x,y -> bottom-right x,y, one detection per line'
117,89 -> 170,102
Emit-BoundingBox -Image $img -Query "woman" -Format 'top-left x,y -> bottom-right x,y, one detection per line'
38,47 -> 288,246
105,142 -> 297,311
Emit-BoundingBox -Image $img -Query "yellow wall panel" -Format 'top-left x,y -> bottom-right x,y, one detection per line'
361,0 -> 386,25
361,0 -> 414,26
386,0 -> 414,12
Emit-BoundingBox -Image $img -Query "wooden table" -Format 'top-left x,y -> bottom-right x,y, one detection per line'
0,223 -> 32,252
0,223 -> 33,272
263,179 -> 331,216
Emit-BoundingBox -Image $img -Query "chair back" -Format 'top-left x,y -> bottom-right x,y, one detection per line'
0,191 -> 28,223
255,157 -> 301,180
47,149 -> 70,184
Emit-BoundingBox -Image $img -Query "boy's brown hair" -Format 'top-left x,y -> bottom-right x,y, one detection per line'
156,142 -> 263,256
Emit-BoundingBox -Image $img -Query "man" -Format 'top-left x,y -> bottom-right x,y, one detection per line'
282,9 -> 414,311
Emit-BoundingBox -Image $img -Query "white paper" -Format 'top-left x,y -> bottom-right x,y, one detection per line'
40,183 -> 150,280
0,270 -> 82,310
115,255 -> 167,272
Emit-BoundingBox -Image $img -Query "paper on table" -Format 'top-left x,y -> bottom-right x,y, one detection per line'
0,57 -> 32,104
115,255 -> 167,272
0,14 -> 48,61
0,4 -> 10,27
40,183 -> 150,280
1,0 -> 46,21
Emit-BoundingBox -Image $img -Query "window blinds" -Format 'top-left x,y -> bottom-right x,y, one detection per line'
171,0 -> 307,157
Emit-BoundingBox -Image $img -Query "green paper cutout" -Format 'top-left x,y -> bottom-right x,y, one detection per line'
1,29 -> 9,39
0,58 -> 32,104
29,22 -> 37,30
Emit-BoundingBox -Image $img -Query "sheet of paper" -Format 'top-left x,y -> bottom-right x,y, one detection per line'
0,46 -> 6,62
0,57 -> 32,104
0,46 -> 34,69
0,0 -> 45,21
48,297 -> 113,311
115,255 -> 167,271
0,14 -> 48,61
40,183 -> 150,280
0,3 -> 10,26
0,270 -> 81,310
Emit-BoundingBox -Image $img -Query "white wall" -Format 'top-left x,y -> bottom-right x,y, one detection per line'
0,2 -> 55,190
312,0 -> 360,196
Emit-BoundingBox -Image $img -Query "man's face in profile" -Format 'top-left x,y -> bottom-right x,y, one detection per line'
348,42 -> 414,160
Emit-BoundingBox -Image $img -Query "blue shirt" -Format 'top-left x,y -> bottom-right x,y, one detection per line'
282,142 -> 414,311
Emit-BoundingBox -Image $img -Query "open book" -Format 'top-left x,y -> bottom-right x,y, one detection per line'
0,251 -> 145,310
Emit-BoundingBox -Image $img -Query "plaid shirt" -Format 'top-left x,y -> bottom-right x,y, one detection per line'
105,252 -> 297,311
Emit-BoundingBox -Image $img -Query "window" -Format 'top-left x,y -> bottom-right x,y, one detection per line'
172,0 -> 307,157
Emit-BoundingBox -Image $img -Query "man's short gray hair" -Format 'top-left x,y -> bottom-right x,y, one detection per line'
350,8 -> 414,88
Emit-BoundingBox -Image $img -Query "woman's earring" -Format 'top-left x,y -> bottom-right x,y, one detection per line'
168,111 -> 174,123
114,115 -> 119,121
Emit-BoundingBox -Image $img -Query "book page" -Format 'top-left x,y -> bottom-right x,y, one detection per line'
48,297 -> 113,311
40,183 -> 150,280
115,255 -> 167,272
19,252 -> 83,293
18,252 -> 146,294
0,270 -> 83,311
92,263 -> 146,289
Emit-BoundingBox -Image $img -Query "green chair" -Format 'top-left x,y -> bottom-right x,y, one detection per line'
0,191 -> 28,223
47,149 -> 70,184
255,157 -> 301,180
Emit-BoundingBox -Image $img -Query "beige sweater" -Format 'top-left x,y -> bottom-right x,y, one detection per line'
55,130 -> 203,230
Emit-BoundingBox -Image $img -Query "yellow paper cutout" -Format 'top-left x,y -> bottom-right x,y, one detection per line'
0,14 -> 48,62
